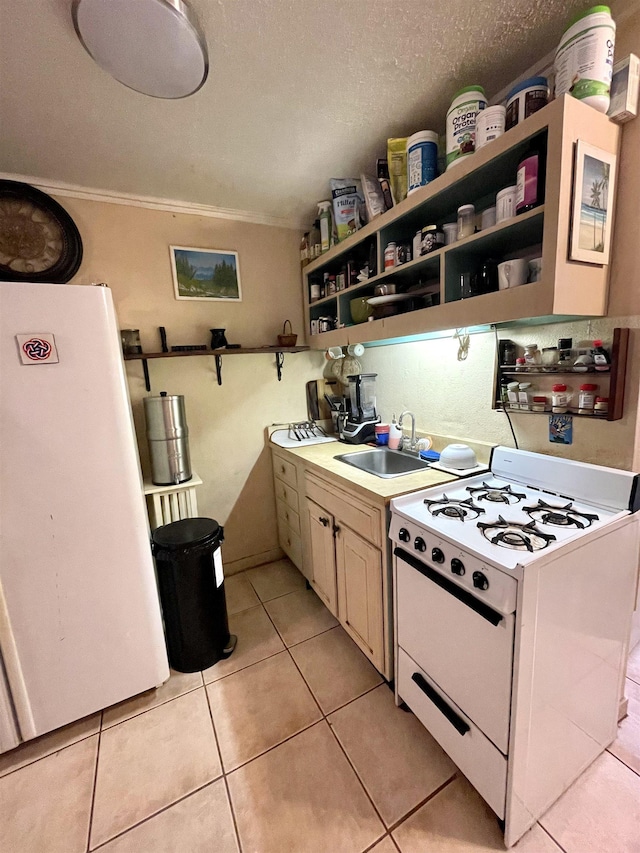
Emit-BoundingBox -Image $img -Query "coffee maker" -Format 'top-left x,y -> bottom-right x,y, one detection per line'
340,373 -> 380,444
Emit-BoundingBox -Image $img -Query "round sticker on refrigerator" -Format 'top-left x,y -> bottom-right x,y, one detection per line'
22,338 -> 52,360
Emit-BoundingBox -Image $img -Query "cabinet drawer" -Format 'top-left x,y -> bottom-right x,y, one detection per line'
274,477 -> 299,513
272,453 -> 298,489
305,474 -> 381,546
277,497 -> 300,535
277,514 -> 303,569
397,647 -> 507,819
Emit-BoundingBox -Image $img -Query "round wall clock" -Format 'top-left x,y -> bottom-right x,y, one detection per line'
0,180 -> 83,283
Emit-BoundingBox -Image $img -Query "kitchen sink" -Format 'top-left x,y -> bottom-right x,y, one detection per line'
335,448 -> 432,479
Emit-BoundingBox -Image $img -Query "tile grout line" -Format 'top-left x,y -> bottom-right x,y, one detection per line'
0,726 -> 101,779
204,677 -> 244,853
385,773 -> 458,835
537,820 -> 570,853
100,682 -> 203,731
84,712 -> 103,853
605,746 -> 640,779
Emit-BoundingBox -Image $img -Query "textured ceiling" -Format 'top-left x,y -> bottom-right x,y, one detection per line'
0,0 -> 633,226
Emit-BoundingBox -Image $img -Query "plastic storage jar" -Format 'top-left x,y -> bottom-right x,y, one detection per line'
496,186 -> 517,223
524,343 -> 541,366
594,397 -> 609,416
505,77 -> 550,130
446,86 -> 487,170
457,204 -> 476,239
555,6 -> 616,114
476,105 -> 506,149
578,383 -> 598,414
442,222 -> 458,245
532,396 -> 547,412
407,130 -> 439,193
552,384 -> 570,413
518,383 -> 533,410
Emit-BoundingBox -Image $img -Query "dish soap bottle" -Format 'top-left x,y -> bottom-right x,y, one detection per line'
592,339 -> 611,372
388,414 -> 402,450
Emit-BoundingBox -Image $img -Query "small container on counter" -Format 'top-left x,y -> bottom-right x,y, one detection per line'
375,423 -> 390,445
531,395 -> 548,412
524,343 -> 541,366
384,242 -> 397,270
518,382 -> 533,410
552,383 -> 570,413
594,397 -> 609,416
541,346 -> 559,370
457,204 -> 476,239
578,383 -> 598,414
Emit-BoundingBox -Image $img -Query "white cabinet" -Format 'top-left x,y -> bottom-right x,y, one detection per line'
271,449 -> 306,578
305,471 -> 388,676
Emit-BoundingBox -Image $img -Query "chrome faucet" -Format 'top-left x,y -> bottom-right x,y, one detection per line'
398,411 -> 419,454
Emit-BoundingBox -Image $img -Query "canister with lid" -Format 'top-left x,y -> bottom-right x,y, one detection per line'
457,204 -> 476,239
594,397 -> 609,416
407,130 -> 439,193
524,343 -> 541,366
446,86 -> 487,169
578,383 -> 598,414
552,383 -> 570,413
555,6 -> 616,114
505,77 -> 550,130
476,105 -> 506,149
144,392 -> 192,486
384,242 -> 397,269
518,382 -> 533,410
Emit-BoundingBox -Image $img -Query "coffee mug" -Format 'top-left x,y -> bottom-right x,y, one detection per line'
498,259 -> 529,290
528,257 -> 543,282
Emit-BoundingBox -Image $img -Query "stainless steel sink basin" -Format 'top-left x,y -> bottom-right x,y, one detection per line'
335,448 -> 432,479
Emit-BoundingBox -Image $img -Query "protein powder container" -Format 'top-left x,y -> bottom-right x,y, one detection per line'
406,130 -> 439,193
555,6 -> 616,114
446,86 -> 487,170
516,142 -> 545,215
505,77 -> 550,129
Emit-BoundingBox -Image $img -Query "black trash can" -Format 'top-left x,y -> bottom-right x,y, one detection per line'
152,518 -> 236,672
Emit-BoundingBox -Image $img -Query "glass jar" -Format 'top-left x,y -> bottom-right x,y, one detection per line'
551,383 -> 570,413
515,357 -> 527,371
507,381 -> 520,409
384,242 -> 397,269
594,397 -> 609,416
558,337 -> 573,365
541,346 -> 559,371
457,204 -> 476,239
578,383 -> 598,414
524,343 -> 541,367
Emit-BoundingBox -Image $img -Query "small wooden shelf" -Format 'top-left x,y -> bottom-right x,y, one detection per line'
496,404 -> 609,420
124,346 -> 310,390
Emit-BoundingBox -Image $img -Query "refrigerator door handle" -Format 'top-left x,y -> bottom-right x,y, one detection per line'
0,579 -> 36,741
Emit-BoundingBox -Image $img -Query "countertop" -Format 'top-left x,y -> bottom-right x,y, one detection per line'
270,440 -> 462,504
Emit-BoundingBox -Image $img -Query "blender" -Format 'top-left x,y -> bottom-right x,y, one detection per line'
340,374 -> 380,444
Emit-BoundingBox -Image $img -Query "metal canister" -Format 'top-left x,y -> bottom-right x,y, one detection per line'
143,393 -> 192,485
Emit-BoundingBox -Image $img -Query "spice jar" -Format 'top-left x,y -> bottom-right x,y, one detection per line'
507,381 -> 520,408
384,242 -> 397,270
457,204 -> 476,239
578,383 -> 598,415
558,337 -> 573,365
524,343 -> 541,367
541,346 -> 559,370
552,383 -> 570,413
518,382 -> 533,410
594,397 -> 609,416
515,357 -> 527,371
531,395 -> 547,412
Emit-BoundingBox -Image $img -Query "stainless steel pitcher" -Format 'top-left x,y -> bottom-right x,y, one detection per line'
143,393 -> 192,485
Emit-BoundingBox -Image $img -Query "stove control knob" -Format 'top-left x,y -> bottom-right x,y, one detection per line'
431,547 -> 445,564
399,528 -> 410,543
451,558 -> 465,576
414,537 -> 427,552
472,571 -> 489,591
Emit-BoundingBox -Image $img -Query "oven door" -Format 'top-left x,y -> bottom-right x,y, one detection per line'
395,547 -> 515,754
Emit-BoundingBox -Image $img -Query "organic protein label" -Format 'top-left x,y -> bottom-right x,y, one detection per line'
446,87 -> 487,169
555,8 -> 616,110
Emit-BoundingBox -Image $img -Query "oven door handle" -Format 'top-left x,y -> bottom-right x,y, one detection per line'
411,672 -> 470,736
394,546 -> 503,627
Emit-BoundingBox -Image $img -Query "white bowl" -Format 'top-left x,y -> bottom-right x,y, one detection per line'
439,443 -> 477,470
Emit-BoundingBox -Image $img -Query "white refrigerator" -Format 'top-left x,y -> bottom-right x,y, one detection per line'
0,281 -> 169,753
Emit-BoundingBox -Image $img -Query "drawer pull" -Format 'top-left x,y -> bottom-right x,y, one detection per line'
411,672 -> 470,736
319,517 -> 330,527
281,465 -> 286,473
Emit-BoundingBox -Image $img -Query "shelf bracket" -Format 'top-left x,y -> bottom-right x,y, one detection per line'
276,351 -> 285,381
215,355 -> 223,386
142,358 -> 150,392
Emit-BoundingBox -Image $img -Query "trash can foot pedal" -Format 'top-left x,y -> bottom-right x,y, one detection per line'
222,634 -> 237,659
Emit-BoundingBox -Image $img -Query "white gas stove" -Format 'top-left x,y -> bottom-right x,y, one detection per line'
390,447 -> 639,847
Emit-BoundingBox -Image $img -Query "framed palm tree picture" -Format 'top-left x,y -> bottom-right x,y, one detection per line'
170,246 -> 242,301
569,141 -> 617,265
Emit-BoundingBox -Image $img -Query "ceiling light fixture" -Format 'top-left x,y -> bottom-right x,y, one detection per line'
72,0 -> 208,99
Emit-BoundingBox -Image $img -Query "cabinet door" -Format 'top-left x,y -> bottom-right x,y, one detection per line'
335,525 -> 384,671
306,499 -> 337,616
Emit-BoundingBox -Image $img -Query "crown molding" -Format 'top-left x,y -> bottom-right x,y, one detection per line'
0,172 -> 303,230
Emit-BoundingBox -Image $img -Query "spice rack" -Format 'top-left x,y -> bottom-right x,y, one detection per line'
492,327 -> 629,421
302,95 -> 619,349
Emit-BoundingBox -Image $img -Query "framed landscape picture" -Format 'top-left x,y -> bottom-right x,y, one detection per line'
170,246 -> 242,301
569,141 -> 617,265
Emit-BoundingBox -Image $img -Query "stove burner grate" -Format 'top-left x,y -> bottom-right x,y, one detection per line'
523,499 -> 599,529
467,481 -> 527,504
423,494 -> 485,521
477,515 -> 557,552
287,421 -> 327,442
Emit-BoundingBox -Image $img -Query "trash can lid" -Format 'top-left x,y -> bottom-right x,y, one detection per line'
152,517 -> 222,550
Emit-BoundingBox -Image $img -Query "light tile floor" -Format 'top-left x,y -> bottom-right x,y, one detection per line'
1,559 -> 639,852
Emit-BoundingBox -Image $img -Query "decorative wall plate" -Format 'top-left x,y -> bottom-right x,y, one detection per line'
0,181 -> 83,282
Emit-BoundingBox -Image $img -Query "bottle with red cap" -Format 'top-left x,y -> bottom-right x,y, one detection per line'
592,340 -> 611,371
578,383 -> 598,415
